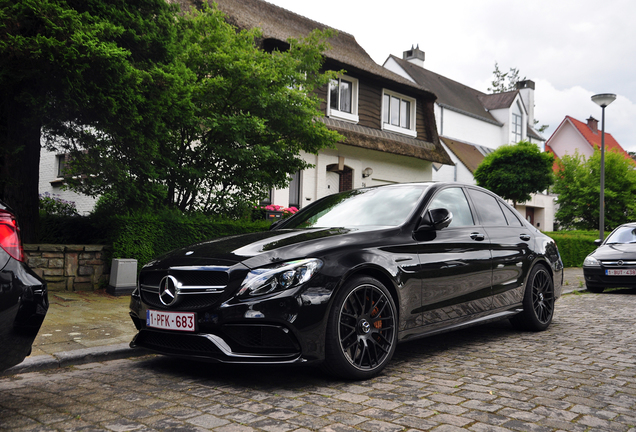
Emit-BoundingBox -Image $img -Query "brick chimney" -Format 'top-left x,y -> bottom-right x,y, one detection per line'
587,116 -> 599,133
403,45 -> 425,68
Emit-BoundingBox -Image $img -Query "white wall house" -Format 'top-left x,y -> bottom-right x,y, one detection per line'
546,115 -> 634,163
384,47 -> 556,231
39,148 -> 97,215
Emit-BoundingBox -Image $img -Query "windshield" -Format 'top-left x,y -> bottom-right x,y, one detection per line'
280,186 -> 426,229
605,226 -> 636,244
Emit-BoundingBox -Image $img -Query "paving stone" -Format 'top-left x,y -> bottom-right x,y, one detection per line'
2,292 -> 636,431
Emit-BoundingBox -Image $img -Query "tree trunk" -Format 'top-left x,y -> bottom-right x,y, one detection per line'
1,98 -> 41,243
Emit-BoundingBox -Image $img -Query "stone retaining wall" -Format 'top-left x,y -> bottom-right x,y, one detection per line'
24,244 -> 111,292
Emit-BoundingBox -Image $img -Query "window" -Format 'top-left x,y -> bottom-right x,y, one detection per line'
501,203 -> 523,226
511,102 -> 523,143
288,171 -> 301,209
382,90 -> 416,137
427,187 -> 474,227
56,154 -> 67,178
328,76 -> 359,123
467,189 -> 507,226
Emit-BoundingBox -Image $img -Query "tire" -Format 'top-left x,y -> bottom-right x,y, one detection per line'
510,265 -> 554,331
323,276 -> 398,380
585,284 -> 605,293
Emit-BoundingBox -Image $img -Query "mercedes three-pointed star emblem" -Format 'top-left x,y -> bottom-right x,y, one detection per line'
159,275 -> 179,306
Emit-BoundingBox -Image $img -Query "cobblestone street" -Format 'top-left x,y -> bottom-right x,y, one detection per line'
2,290 -> 635,431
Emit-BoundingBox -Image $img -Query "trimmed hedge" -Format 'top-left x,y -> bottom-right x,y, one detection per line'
110,213 -> 271,269
544,230 -> 604,268
38,212 -> 271,269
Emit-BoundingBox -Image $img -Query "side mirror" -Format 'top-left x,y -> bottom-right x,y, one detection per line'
418,208 -> 452,231
594,238 -> 602,246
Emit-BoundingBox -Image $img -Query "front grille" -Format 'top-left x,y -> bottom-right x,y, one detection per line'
140,270 -> 228,287
141,291 -> 223,311
140,267 -> 230,311
600,261 -> 636,267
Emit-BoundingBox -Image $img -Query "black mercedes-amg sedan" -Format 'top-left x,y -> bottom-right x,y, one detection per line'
129,182 -> 563,379
0,201 -> 48,371
583,222 -> 636,293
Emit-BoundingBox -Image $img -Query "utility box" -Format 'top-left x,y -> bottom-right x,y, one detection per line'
107,258 -> 138,296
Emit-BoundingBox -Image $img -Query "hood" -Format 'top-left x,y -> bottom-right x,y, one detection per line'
143,227 -> 361,270
591,243 -> 636,261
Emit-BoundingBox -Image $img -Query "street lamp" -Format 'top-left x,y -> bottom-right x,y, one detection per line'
591,93 -> 617,241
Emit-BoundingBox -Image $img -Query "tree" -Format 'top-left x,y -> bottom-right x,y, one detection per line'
488,62 -> 526,93
57,4 -> 342,215
0,0 -> 179,241
474,141 -> 554,206
553,149 -> 636,231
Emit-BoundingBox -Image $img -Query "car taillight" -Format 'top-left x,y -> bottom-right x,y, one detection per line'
0,209 -> 24,262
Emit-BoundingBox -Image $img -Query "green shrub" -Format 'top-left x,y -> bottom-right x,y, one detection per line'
38,214 -> 113,244
109,212 -> 271,269
544,230 -> 604,267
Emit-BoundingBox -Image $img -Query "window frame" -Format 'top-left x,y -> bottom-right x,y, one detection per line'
327,76 -> 359,123
511,101 -> 523,143
56,154 -> 67,179
381,89 -> 417,137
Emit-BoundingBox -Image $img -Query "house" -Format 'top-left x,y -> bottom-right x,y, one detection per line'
213,0 -> 452,209
384,46 -> 556,230
546,115 -> 634,163
38,0 -> 452,214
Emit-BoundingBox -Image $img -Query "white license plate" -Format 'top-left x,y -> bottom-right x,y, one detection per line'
146,310 -> 196,332
605,269 -> 636,276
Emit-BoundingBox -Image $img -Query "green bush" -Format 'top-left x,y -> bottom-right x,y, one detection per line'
109,212 -> 271,269
544,230 -> 604,268
38,214 -> 113,244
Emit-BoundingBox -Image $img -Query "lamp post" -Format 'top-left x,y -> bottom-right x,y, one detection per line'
591,93 -> 617,241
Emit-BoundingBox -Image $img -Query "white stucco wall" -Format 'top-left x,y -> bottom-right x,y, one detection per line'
272,145 -> 433,209
548,121 -> 592,159
515,193 -> 557,232
38,146 -> 98,215
434,105 -> 502,148
383,57 -> 416,83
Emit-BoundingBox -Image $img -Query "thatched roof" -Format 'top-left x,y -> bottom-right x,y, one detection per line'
210,0 -> 435,98
321,118 -> 450,164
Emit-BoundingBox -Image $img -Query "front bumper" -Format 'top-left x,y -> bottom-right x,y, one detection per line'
129,274 -> 334,364
583,266 -> 636,289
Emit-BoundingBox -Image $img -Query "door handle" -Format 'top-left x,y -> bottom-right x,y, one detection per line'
470,232 -> 485,241
519,234 -> 531,241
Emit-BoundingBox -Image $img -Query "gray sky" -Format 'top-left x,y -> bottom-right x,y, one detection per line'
266,0 -> 636,152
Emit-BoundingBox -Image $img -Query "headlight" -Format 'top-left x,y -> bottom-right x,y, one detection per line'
583,255 -> 600,267
238,258 -> 323,297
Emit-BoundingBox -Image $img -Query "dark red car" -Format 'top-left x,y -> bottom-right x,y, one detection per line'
0,201 -> 48,371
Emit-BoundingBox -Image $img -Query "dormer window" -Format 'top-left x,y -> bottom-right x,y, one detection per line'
327,76 -> 359,123
382,90 -> 417,137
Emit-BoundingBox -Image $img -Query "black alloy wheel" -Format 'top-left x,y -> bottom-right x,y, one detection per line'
510,265 -> 554,331
324,276 -> 397,380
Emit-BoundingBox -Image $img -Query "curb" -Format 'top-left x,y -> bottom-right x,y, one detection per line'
2,343 -> 152,377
